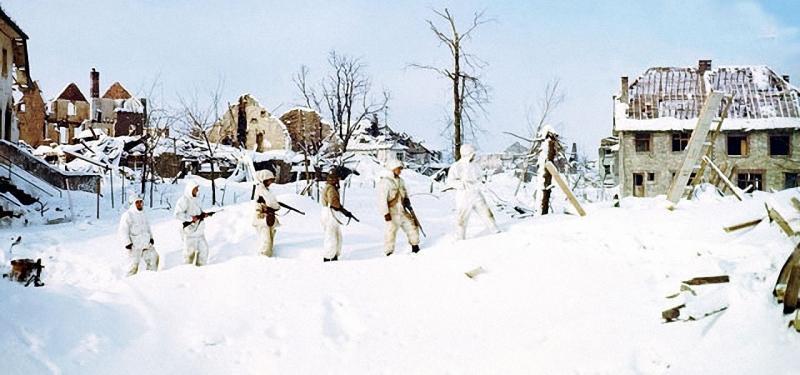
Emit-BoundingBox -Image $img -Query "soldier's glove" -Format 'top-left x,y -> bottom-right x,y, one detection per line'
150,238 -> 154,245
384,213 -> 392,222
257,196 -> 265,204
125,243 -> 133,250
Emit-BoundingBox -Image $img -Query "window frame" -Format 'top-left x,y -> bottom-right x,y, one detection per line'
726,133 -> 749,157
736,169 -> 765,192
634,132 -> 651,153
768,133 -> 791,157
671,132 -> 690,152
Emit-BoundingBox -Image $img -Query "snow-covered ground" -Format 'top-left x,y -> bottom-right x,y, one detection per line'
1,164 -> 798,374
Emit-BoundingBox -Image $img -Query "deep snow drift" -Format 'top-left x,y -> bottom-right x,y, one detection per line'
0,166 -> 798,374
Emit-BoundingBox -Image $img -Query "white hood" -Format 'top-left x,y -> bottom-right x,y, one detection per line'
184,180 -> 199,199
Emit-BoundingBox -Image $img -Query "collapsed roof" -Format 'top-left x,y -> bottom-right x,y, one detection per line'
615,61 -> 800,132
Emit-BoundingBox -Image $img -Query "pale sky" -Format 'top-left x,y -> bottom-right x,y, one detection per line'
6,0 -> 800,156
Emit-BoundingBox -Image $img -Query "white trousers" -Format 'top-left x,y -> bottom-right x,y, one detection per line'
456,191 -> 499,240
384,209 -> 420,255
257,225 -> 277,257
321,209 -> 342,259
127,245 -> 159,276
183,235 -> 209,266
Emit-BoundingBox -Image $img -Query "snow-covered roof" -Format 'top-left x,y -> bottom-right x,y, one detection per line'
615,63 -> 800,131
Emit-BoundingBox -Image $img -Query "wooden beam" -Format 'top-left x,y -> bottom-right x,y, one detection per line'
723,218 -> 764,233
703,156 -> 744,201
766,202 -> 796,237
682,275 -> 730,285
544,161 -> 586,216
791,197 -> 800,213
667,92 -> 725,204
775,243 -> 800,297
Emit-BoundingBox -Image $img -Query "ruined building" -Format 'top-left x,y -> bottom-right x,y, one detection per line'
0,8 -> 32,142
279,107 -> 333,154
208,94 -> 290,152
613,60 -> 800,197
16,81 -> 46,146
19,68 -> 147,146
84,69 -> 146,139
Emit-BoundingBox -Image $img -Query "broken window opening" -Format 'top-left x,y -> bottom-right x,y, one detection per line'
737,172 -> 764,191
785,172 -> 800,189
634,133 -> 651,152
647,172 -> 655,182
671,132 -> 690,152
769,134 -> 790,156
727,134 -> 748,156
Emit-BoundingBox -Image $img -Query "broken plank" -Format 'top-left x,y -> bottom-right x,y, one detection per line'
666,92 -> 725,204
544,161 -> 586,217
785,262 -> 800,314
775,243 -> 800,297
682,275 -> 730,285
723,218 -> 764,233
703,156 -> 744,201
766,202 -> 796,237
465,266 -> 486,279
662,304 -> 685,322
795,309 -> 800,332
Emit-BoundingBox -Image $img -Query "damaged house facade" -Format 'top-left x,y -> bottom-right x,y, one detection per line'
348,115 -> 440,167
613,60 -> 800,197
18,68 -> 146,147
208,94 -> 291,152
0,8 -> 32,143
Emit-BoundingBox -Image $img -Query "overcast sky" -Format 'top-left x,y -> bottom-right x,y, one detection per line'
6,0 -> 799,155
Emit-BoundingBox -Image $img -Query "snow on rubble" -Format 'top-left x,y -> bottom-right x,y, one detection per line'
0,165 -> 799,373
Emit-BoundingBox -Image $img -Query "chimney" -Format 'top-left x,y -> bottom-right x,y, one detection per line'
620,76 -> 629,102
698,59 -> 712,75
90,68 -> 100,98
782,75 -> 790,83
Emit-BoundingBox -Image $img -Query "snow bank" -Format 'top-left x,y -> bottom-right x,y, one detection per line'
1,174 -> 799,374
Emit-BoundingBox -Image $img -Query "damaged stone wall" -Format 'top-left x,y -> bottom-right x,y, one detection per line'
279,108 -> 332,153
16,82 -> 47,147
208,94 -> 290,152
619,130 -> 800,197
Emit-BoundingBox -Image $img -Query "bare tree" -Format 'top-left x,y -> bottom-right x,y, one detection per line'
294,51 -> 389,160
176,80 -> 225,205
412,8 -> 491,161
137,75 -> 179,207
503,78 -> 565,194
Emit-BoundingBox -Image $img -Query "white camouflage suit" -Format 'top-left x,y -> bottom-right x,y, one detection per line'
378,159 -> 420,255
174,180 -> 209,266
118,194 -> 159,276
448,144 -> 500,240
253,170 -> 281,257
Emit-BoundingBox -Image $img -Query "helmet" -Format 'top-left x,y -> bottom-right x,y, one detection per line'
460,144 -> 476,160
255,169 -> 275,182
385,158 -> 404,171
128,194 -> 143,205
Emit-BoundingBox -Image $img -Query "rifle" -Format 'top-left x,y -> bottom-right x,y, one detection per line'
182,209 -> 222,228
402,200 -> 426,237
279,202 -> 306,215
337,207 -> 359,223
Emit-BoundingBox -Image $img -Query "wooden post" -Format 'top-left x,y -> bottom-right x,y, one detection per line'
703,156 -> 743,201
540,134 -> 557,215
96,178 -> 100,219
666,92 -> 725,204
544,161 -> 587,216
